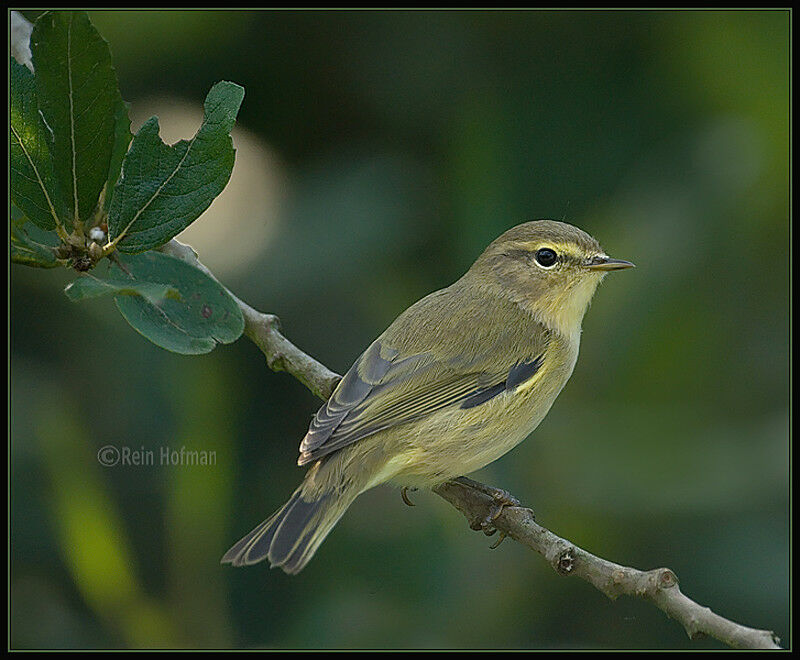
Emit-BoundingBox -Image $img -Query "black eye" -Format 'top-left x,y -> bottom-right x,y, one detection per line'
534,248 -> 558,268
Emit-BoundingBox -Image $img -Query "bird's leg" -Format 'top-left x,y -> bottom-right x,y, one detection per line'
451,476 -> 524,548
401,486 -> 417,507
452,476 -> 521,519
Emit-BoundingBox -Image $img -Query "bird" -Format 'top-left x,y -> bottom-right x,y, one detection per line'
222,219 -> 634,574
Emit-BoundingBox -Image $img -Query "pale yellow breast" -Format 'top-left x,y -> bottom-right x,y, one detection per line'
372,334 -> 580,488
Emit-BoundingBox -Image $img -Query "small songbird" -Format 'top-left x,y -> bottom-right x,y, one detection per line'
222,220 -> 633,573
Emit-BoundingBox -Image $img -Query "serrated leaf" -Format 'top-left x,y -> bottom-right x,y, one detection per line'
104,99 -> 132,211
11,217 -> 60,268
64,274 -> 179,305
108,81 -> 245,254
31,11 -> 123,226
110,251 -> 244,354
10,56 -> 67,232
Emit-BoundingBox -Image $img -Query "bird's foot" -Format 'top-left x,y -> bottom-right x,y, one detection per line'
452,476 -> 523,549
401,486 -> 417,507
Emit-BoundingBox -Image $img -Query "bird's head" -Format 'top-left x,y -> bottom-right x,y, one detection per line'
470,220 -> 634,337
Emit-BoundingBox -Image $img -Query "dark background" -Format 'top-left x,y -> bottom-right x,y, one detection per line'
11,9 -> 789,649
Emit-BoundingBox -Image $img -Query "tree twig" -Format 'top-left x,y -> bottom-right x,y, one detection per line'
158,240 -> 340,400
433,480 -> 782,650
162,240 -> 781,650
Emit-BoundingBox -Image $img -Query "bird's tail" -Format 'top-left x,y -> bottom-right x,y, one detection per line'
221,463 -> 360,574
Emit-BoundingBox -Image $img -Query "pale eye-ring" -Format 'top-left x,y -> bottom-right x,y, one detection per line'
534,248 -> 558,268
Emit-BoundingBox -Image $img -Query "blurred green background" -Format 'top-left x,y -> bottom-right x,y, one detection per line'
10,9 -> 789,650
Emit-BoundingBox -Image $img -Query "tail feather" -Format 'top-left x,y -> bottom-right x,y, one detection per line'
268,492 -> 330,562
220,510 -> 282,567
221,484 -> 355,574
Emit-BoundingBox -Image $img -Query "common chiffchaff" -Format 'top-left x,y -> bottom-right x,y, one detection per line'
223,220 -> 633,573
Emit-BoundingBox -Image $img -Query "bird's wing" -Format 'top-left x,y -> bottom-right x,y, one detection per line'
297,337 -> 546,466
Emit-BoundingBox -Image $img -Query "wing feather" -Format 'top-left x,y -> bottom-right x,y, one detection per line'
299,341 -> 400,455
297,339 -> 546,466
297,286 -> 552,466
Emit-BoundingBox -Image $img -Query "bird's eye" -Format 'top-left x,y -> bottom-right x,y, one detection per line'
534,248 -> 558,268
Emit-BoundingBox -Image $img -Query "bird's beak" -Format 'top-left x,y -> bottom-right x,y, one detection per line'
586,255 -> 635,271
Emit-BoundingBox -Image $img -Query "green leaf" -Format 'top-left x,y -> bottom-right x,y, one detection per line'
108,81 -> 245,254
30,11 -> 123,226
9,57 -> 67,232
64,274 -> 180,305
11,216 -> 60,268
104,99 -> 133,211
110,251 -> 244,354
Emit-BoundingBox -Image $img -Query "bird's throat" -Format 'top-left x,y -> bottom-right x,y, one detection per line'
526,274 -> 604,341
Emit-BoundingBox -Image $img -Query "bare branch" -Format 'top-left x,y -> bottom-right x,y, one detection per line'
162,237 -> 781,650
158,240 -> 341,400
433,480 -> 782,650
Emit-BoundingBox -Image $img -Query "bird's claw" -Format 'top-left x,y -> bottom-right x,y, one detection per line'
487,487 -> 521,510
466,497 -> 511,548
454,476 -> 522,549
401,486 -> 417,507
452,476 -> 520,508
489,532 -> 508,549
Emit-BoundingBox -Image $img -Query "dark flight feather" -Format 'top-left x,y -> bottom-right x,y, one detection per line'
461,354 -> 544,409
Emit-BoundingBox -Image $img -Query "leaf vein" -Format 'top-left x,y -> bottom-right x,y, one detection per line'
10,124 -> 64,231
